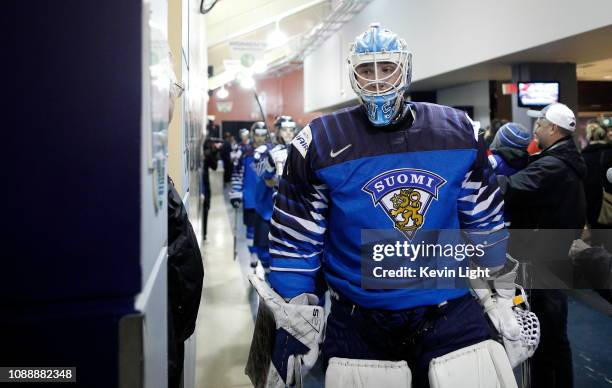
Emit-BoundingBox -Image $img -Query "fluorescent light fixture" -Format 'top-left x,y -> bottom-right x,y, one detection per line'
216,86 -> 229,99
267,20 -> 287,49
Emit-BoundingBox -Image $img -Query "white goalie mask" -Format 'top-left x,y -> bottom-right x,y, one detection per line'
348,23 -> 413,126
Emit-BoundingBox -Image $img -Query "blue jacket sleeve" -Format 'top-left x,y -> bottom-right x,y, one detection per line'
457,133 -> 508,267
268,127 -> 329,298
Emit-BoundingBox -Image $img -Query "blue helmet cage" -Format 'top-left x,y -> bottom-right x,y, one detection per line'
348,23 -> 412,126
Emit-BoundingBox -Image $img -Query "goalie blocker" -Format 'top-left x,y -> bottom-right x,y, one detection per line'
245,275 -> 324,388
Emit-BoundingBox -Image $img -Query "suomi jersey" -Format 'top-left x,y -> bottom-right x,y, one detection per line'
231,143 -> 257,210
253,143 -> 276,221
268,102 -> 508,310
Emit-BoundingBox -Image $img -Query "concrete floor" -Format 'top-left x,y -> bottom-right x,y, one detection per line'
194,169 -> 326,388
194,171 -> 254,388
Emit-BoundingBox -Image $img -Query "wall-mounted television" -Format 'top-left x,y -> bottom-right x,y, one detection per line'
518,82 -> 560,108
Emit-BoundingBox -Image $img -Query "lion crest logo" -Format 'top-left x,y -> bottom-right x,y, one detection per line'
363,168 -> 446,239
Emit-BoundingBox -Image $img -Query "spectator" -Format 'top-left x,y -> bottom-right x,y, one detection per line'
201,136 -> 220,240
167,64 -> 204,388
582,122 -> 612,250
488,122 -> 531,176
167,176 -> 204,388
483,118 -> 508,147
221,132 -> 233,186
498,103 -> 586,388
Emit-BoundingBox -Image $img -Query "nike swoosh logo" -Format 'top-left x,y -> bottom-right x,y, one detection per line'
330,144 -> 352,158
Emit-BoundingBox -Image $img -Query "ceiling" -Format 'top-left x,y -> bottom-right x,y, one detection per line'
411,24 -> 612,91
203,2 -> 611,93
205,0 -> 331,77
577,58 -> 612,81
204,0 -> 372,90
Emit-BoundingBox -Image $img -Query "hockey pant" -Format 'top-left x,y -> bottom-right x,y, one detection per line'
243,208 -> 256,254
254,213 -> 271,269
322,291 -> 493,388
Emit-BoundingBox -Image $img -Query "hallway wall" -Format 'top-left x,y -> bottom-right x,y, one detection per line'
207,68 -> 322,129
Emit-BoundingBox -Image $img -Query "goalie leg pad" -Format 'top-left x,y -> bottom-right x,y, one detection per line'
428,340 -> 517,388
326,358 -> 412,388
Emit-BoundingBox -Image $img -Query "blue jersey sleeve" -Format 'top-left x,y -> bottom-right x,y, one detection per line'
253,144 -> 273,178
268,127 -> 329,298
457,132 -> 508,267
229,154 -> 244,200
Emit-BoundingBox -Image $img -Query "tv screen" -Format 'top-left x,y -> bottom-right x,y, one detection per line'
518,82 -> 559,107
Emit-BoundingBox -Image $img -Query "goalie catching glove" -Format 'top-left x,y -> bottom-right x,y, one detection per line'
470,255 -> 540,368
245,275 -> 324,388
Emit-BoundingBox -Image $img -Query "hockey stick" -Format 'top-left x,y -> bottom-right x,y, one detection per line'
233,207 -> 238,261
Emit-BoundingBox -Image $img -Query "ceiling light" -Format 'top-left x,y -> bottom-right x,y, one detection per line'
267,20 -> 287,49
216,86 -> 229,99
240,75 -> 255,89
253,60 -> 268,74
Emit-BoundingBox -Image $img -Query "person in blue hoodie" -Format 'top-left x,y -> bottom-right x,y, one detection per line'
488,122 -> 531,177
487,122 -> 531,226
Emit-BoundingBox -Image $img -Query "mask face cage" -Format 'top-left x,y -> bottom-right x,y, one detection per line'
348,48 -> 412,125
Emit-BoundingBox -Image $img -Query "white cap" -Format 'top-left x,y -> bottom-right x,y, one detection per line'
527,103 -> 576,132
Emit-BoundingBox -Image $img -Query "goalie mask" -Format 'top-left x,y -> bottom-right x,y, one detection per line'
274,115 -> 297,145
348,23 -> 413,126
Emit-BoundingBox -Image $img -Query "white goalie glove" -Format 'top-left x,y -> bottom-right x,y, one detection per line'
245,275 -> 324,388
470,255 -> 540,368
269,145 -> 288,177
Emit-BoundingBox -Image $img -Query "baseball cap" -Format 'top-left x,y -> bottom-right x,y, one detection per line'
527,103 -> 576,131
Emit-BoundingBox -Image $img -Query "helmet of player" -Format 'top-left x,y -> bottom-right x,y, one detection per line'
250,121 -> 269,147
239,128 -> 250,143
274,115 -> 297,145
348,23 -> 412,126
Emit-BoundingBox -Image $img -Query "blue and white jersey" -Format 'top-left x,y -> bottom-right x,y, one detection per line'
253,143 -> 276,221
268,102 -> 508,310
231,143 -> 257,210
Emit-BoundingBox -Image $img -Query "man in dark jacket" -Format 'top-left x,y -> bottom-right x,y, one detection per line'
168,177 -> 204,388
167,68 -> 204,388
498,103 -> 586,388
221,132 -> 233,186
201,136 -> 220,240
